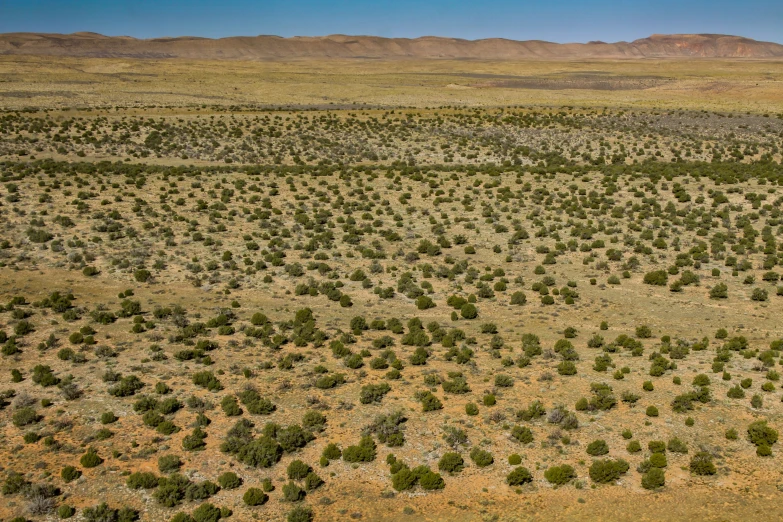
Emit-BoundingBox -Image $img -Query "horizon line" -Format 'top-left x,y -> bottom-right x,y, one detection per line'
2,31 -> 780,46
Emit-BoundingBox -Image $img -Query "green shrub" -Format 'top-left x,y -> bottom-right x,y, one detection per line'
82,503 -> 138,522
191,503 -> 221,522
511,425 -> 534,444
544,464 -> 576,485
342,436 -> 377,463
635,325 -> 652,338
641,467 -> 665,489
419,471 -> 445,490
108,375 -> 144,397
392,467 -> 416,491
359,382 -> 391,404
192,371 -> 222,392
420,391 -> 443,412
80,448 -> 103,468
643,271 -> 668,286
282,481 -> 306,502
322,443 -> 342,461
287,460 -> 311,480
649,453 -> 667,468
58,504 -> 76,518
301,411 -> 326,432
127,472 -> 160,489
692,374 -> 711,386
689,452 -> 716,475
303,472 -> 323,491
416,296 -> 435,310
460,303 -> 478,319
495,374 -> 514,388
586,439 -> 609,456
217,472 -> 242,489
710,283 -> 728,299
727,385 -> 745,399
748,420 -> 778,447
506,466 -> 533,486
61,465 -> 81,483
589,459 -> 629,483
557,361 -> 577,375
510,291 -> 527,305
158,455 -> 183,473
12,407 -> 40,427
438,452 -> 464,474
469,447 -> 494,467
221,396 -> 242,416
286,506 -> 314,522
757,444 -> 773,457
243,487 -> 268,506
182,427 -> 208,452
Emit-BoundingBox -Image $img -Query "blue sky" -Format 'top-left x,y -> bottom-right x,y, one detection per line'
1,0 -> 781,43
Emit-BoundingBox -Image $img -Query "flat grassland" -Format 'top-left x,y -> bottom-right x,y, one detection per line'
1,55 -> 783,112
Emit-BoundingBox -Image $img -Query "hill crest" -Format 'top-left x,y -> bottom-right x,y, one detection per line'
0,32 -> 781,60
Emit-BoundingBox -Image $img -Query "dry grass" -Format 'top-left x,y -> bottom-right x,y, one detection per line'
1,56 -> 783,112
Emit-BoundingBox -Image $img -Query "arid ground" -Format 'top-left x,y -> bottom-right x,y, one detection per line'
0,51 -> 782,522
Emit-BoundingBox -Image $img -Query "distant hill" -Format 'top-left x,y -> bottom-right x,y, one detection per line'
1,32 -> 782,60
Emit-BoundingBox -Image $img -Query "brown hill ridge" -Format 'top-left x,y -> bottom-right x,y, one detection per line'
0,32 -> 782,60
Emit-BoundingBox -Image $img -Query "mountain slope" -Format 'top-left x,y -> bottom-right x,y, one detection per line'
0,32 -> 782,60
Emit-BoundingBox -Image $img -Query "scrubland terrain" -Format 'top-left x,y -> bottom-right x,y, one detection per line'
0,53 -> 783,522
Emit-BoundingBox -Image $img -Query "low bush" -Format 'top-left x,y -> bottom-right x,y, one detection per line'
689,452 -> 716,475
589,459 -> 629,483
506,466 -> 533,486
438,452 -> 464,474
641,467 -> 665,489
243,487 -> 268,506
469,447 -> 494,467
544,464 -> 576,485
